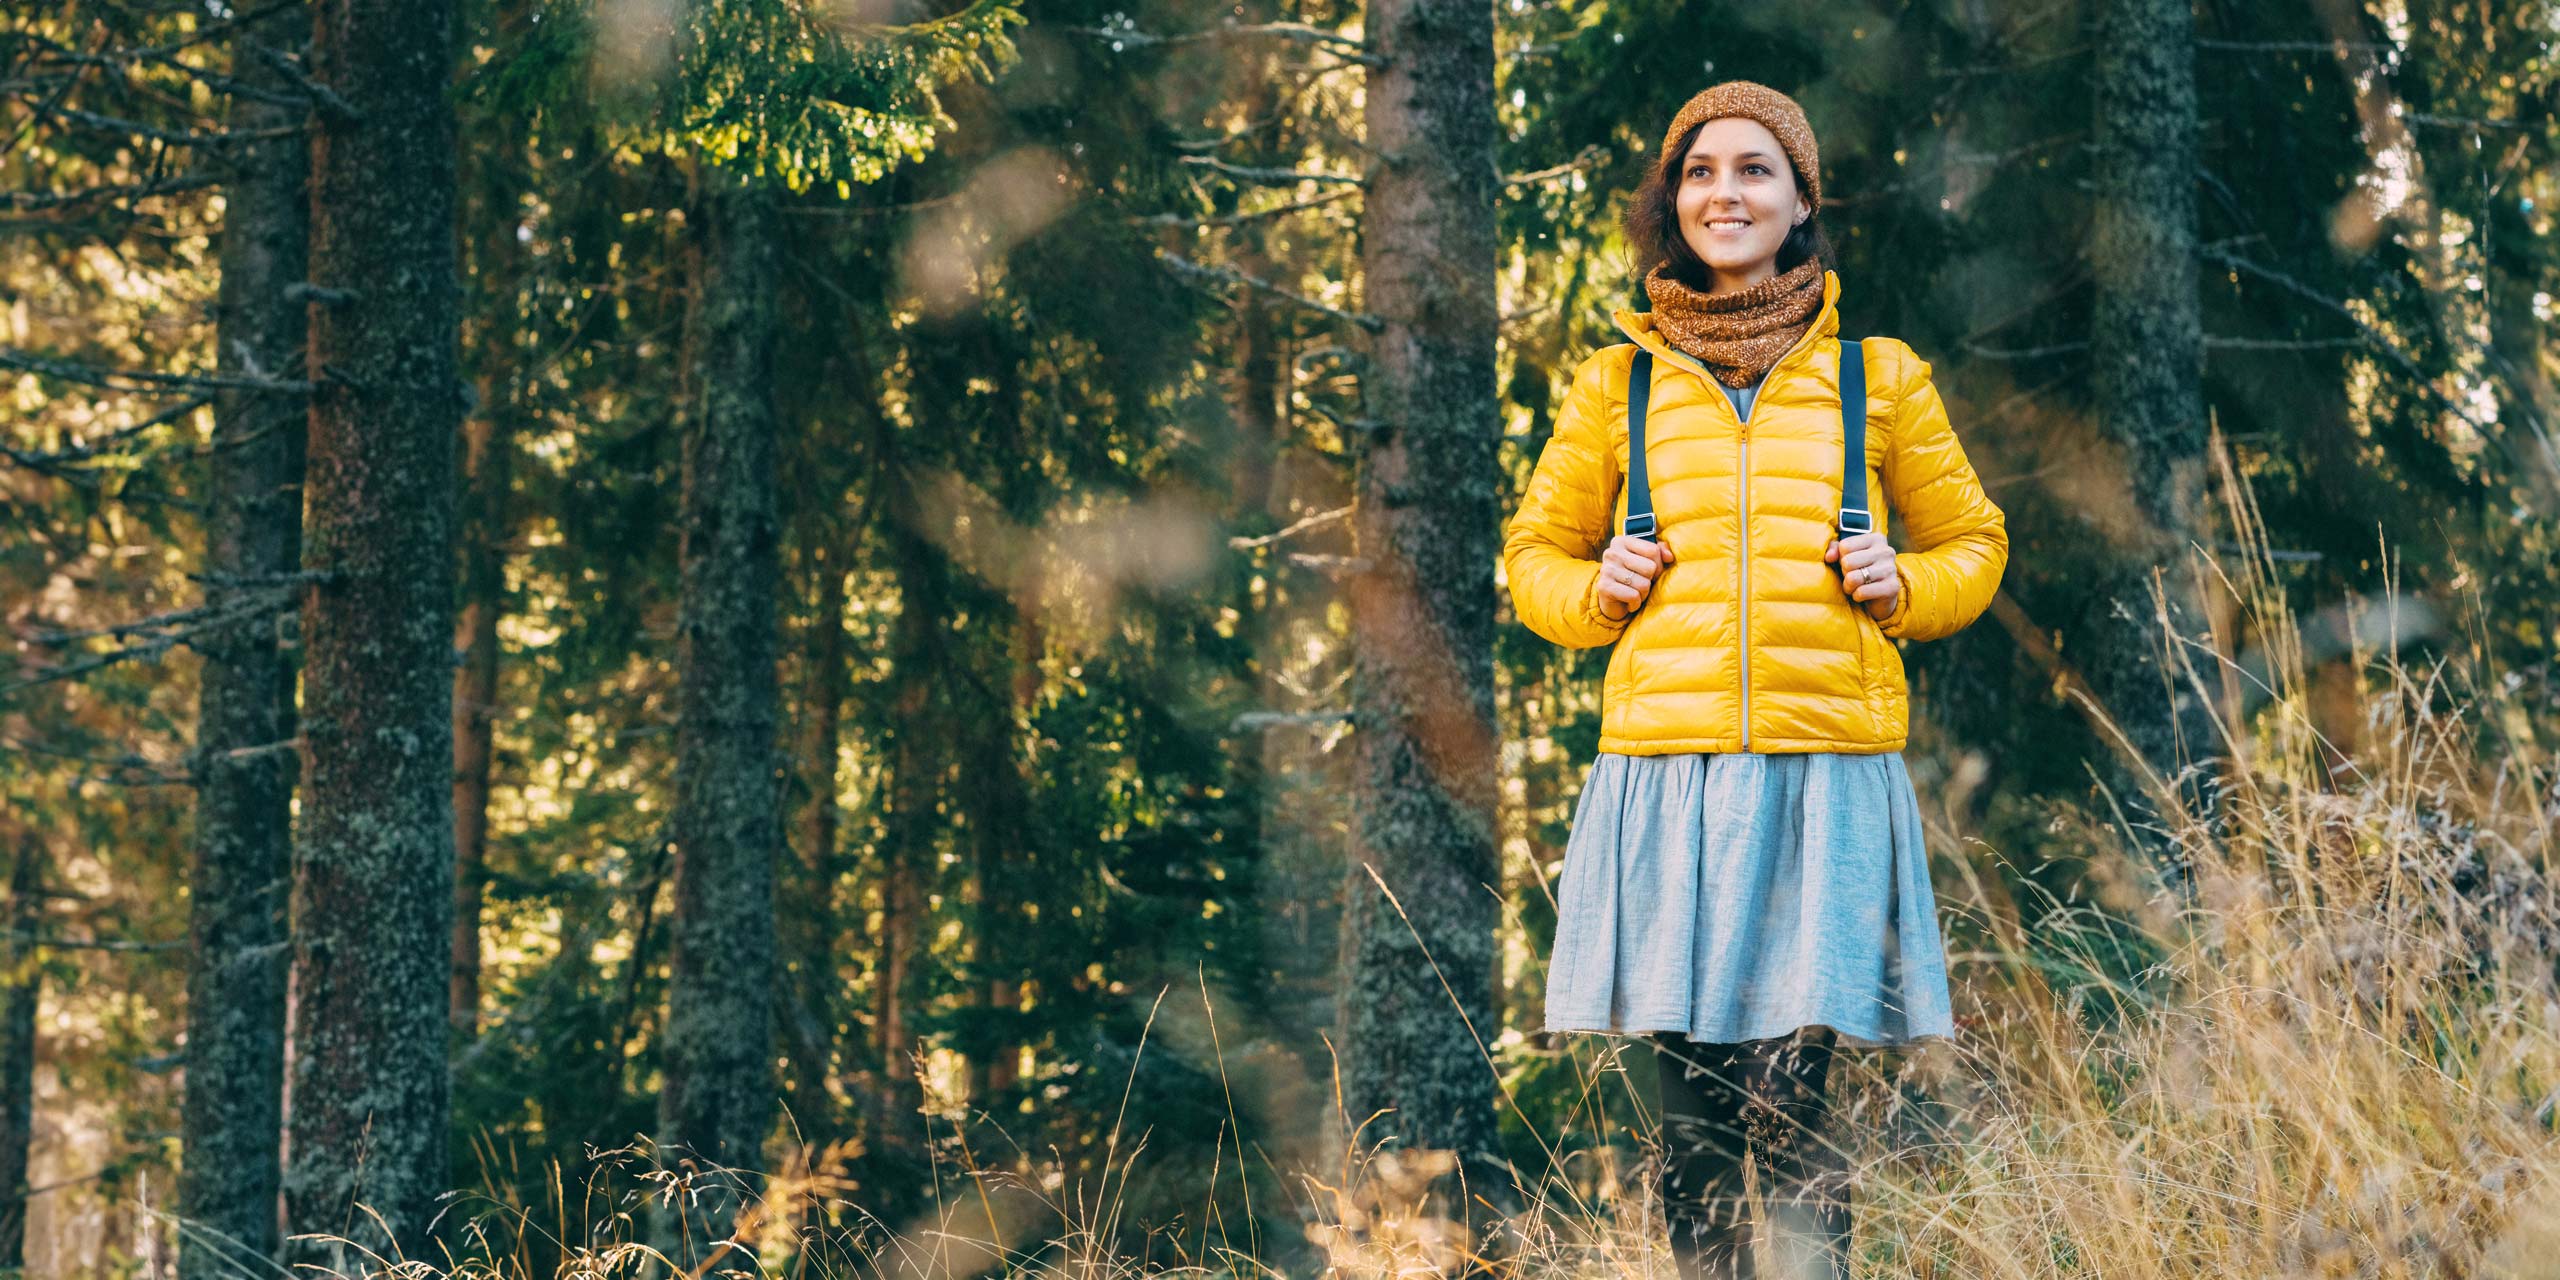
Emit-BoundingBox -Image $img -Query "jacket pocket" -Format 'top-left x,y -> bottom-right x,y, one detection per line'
1851,606 -> 1888,738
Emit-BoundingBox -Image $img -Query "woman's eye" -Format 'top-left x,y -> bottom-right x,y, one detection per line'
1746,164 -> 1769,176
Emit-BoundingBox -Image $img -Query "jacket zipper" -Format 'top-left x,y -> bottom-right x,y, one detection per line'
1629,322 -> 1828,751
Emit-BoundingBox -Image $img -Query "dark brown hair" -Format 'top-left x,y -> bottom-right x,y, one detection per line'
1624,119 -> 1834,293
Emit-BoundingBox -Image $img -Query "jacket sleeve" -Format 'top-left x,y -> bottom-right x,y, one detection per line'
1873,342 -> 2008,642
1501,347 -> 1632,650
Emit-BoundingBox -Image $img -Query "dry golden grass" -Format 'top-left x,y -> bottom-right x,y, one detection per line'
239,448 -> 2560,1278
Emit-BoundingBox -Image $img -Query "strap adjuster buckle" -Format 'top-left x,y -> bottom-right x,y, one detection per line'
1623,511 -> 1658,541
1836,506 -> 1873,535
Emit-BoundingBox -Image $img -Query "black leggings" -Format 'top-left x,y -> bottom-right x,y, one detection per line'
1648,1024 -> 1852,1279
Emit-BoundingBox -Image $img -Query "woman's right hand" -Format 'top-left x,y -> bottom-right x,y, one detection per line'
1595,533 -> 1675,621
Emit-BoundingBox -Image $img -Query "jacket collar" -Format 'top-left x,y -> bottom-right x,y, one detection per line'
1608,268 -> 1841,388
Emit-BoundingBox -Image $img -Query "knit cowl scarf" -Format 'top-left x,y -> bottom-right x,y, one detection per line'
1641,254 -> 1826,389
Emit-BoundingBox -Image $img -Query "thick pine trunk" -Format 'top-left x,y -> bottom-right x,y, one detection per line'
655,163 -> 783,1257
1343,0 -> 1515,1253
2084,0 -> 2222,880
284,0 -> 461,1267
180,6 -> 308,1273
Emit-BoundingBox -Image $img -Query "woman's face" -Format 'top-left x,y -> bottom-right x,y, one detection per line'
1671,117 -> 1809,292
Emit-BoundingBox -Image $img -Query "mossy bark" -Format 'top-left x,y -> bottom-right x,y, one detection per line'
284,0 -> 461,1269
1344,0 -> 1516,1255
2085,0 -> 2224,879
180,5 -> 309,1274
654,163 -> 783,1259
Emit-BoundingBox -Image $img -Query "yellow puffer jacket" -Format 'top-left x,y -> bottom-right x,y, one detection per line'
1501,269 -> 2008,755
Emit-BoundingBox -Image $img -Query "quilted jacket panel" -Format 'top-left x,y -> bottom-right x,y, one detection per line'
1500,270 -> 2009,754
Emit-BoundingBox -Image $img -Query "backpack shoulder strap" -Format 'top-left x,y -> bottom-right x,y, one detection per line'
1837,338 -> 1872,536
1624,339 -> 1868,543
1623,348 -> 1657,542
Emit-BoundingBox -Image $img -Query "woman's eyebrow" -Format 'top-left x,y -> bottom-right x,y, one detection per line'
1682,150 -> 1778,164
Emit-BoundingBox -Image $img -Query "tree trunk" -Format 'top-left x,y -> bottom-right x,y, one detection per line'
180,6 -> 308,1273
0,842 -> 40,1268
783,524 -> 849,1144
868,465 -> 941,1143
449,0 -> 530,1037
1343,0 -> 1515,1256
655,161 -> 784,1261
2084,0 -> 2222,883
447,360 -> 506,1037
283,0 -> 461,1267
971,605 -> 1038,1103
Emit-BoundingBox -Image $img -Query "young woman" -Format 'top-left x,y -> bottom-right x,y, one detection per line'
1501,81 -> 2009,1278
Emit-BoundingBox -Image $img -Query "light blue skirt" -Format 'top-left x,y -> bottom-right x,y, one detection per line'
1542,750 -> 1956,1049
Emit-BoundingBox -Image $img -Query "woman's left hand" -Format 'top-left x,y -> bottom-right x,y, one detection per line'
1824,531 -> 1901,620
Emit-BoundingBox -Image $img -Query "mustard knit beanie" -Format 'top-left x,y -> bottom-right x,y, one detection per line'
1656,80 -> 1821,215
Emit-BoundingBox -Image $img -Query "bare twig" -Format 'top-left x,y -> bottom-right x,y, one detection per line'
5,93 -> 305,147
2197,38 -> 2391,52
0,173 -> 219,211
1503,144 -> 1609,187
1058,21 -> 1382,67
1229,504 -> 1352,549
1230,709 -> 1354,732
1963,340 -> 2087,361
2,930 -> 180,953
1129,187 -> 1359,229
1179,154 -> 1368,188
2202,335 -> 2364,350
1,393 -> 211,474
0,347 -> 311,395
246,41 -> 360,123
1156,249 -> 1383,332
